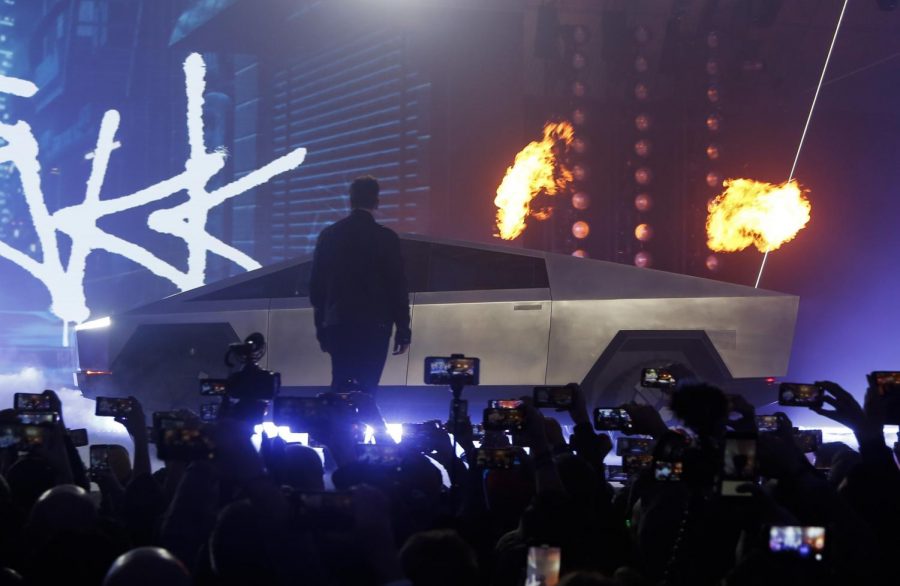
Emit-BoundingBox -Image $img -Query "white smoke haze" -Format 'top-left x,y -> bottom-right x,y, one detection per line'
0,367 -> 132,459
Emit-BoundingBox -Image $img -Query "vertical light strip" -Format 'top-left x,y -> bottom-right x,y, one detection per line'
754,0 -> 850,288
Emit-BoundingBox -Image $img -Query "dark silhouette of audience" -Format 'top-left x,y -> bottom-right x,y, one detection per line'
0,374 -> 897,586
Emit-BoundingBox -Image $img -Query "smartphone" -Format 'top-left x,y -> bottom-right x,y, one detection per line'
654,460 -> 684,481
288,490 -> 355,531
794,429 -> 823,454
778,383 -> 823,408
593,408 -> 633,432
199,379 -> 228,396
355,443 -> 403,466
487,399 -> 523,409
616,437 -> 655,456
95,396 -> 134,417
605,465 -> 628,483
14,393 -> 52,412
272,397 -> 325,429
721,432 -> 758,496
768,525 -> 826,561
482,407 -> 525,432
15,411 -> 59,425
526,546 -> 561,586
474,447 -> 524,469
641,367 -> 676,388
868,371 -> 900,424
68,428 -> 89,447
153,415 -> 215,461
756,415 -> 780,432
622,454 -> 654,475
423,356 -> 480,386
0,424 -> 47,450
199,402 -> 220,423
533,386 -> 574,409
89,444 -> 111,478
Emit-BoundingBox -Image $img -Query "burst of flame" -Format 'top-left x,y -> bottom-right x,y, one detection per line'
706,178 -> 811,253
494,121 -> 575,240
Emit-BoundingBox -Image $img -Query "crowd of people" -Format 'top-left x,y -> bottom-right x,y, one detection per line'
0,376 -> 897,586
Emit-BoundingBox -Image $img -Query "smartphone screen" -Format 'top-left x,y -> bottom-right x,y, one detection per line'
423,356 -> 479,386
199,402 -> 220,422
721,433 -> 758,496
778,383 -> 823,407
526,546 -> 561,586
14,393 -> 52,412
756,415 -> 780,432
616,437 -> 655,456
68,428 -> 89,447
593,408 -> 633,432
154,416 -> 215,461
199,379 -> 228,396
474,447 -> 523,469
654,460 -> 683,481
90,445 -> 111,477
768,526 -> 826,561
15,411 -> 59,425
641,368 -> 676,388
533,386 -> 573,409
487,399 -> 523,410
623,454 -> 654,475
482,407 -> 525,432
794,429 -> 823,453
95,396 -> 133,417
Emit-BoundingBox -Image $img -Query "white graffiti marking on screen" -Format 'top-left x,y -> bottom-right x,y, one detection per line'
0,53 -> 307,338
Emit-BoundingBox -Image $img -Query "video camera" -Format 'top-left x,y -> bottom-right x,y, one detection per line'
198,333 -> 281,421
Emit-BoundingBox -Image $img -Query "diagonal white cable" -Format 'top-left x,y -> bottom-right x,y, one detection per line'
754,0 -> 850,288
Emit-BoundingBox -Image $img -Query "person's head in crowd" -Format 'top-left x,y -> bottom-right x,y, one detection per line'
103,547 -> 190,586
400,529 -> 478,586
350,176 -> 379,210
26,484 -> 97,541
209,500 -> 279,586
670,383 -> 729,437
6,456 -> 56,513
278,444 -> 324,491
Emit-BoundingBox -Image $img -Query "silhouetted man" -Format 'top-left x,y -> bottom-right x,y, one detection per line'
309,176 -> 411,392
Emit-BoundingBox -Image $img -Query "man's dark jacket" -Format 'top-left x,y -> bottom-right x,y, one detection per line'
309,209 -> 411,345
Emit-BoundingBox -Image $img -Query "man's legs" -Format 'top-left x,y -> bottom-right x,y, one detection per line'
326,323 -> 392,392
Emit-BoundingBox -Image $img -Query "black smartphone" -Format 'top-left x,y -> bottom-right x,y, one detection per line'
95,396 -> 134,417
287,490 -> 355,531
474,447 -> 524,469
482,407 -> 525,432
794,429 -> 823,454
15,411 -> 59,425
14,393 -> 52,412
153,414 -> 215,461
68,428 -> 89,447
778,383 -> 823,408
616,437 -> 655,456
424,356 -> 480,386
533,386 -> 574,409
593,408 -> 633,432
199,402 -> 220,422
622,454 -> 654,475
768,525 -> 826,561
272,397 -> 326,429
756,415 -> 780,432
654,460 -> 684,481
199,379 -> 228,396
355,443 -> 402,466
721,432 -> 758,497
868,371 -> 900,425
641,367 -> 676,388
89,444 -> 111,479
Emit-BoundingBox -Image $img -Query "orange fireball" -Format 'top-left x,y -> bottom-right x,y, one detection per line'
706,178 -> 811,253
494,121 -> 575,240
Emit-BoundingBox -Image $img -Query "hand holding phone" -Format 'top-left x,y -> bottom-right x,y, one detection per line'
778,383 -> 823,408
95,396 -> 134,418
721,432 -> 758,497
89,444 -> 112,480
593,408 -> 634,432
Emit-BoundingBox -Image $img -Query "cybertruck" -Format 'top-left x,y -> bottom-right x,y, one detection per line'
75,235 -> 798,415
